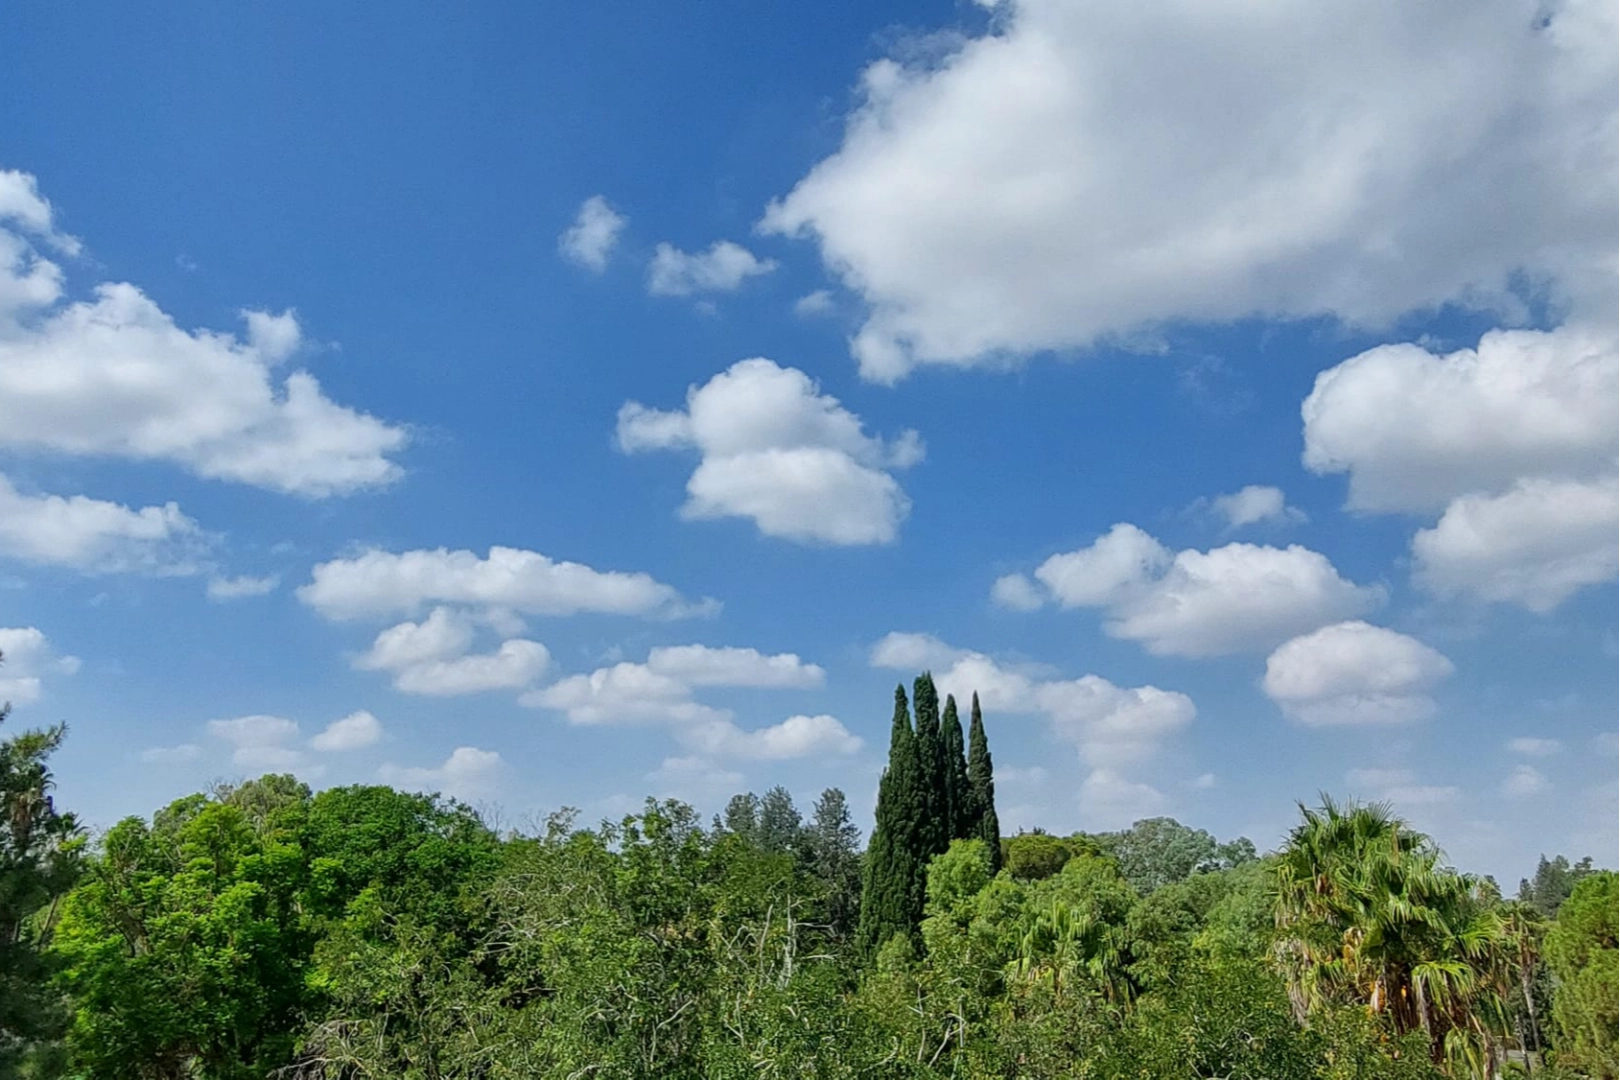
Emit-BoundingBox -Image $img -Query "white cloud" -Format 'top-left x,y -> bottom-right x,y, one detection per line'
1264,621 -> 1453,727
207,714 -> 303,770
1412,476 -> 1618,612
1190,772 -> 1217,790
1208,485 -> 1306,530
1502,764 -> 1549,798
870,631 -> 1194,770
1508,737 -> 1563,757
0,173 -> 407,495
1080,769 -> 1165,828
379,746 -> 503,801
617,358 -> 922,545
309,710 -> 383,752
761,1 -> 1615,382
0,169 -> 80,254
0,627 -> 78,705
299,545 -> 712,621
559,195 -> 627,272
0,474 -> 208,575
647,240 -> 776,296
990,572 -> 1044,612
1345,767 -> 1460,807
679,714 -> 862,761
645,644 -> 824,688
526,662 -> 728,726
1004,524 -> 1380,657
355,607 -> 550,696
206,574 -> 278,601
138,744 -> 202,764
794,290 -> 836,317
1303,327 -> 1618,513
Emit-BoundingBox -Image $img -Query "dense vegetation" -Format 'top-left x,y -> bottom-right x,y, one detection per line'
1,668 -> 1614,1079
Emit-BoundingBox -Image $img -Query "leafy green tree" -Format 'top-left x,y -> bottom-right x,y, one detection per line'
1519,854 -> 1597,919
756,785 -> 802,856
723,792 -> 761,839
965,692 -> 1001,874
858,685 -> 926,953
911,673 -> 946,863
1093,816 -> 1254,896
1544,871 -> 1618,1079
803,788 -> 862,940
0,691 -> 83,1075
1004,831 -> 1076,882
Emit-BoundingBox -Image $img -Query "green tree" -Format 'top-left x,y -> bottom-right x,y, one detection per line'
1004,831 -> 1076,882
1519,854 -> 1597,919
1093,816 -> 1255,896
1544,871 -> 1618,1079
911,673 -> 946,863
857,685 -> 926,953
0,690 -> 83,1075
941,695 -> 970,842
756,785 -> 802,856
965,692 -> 1002,874
803,788 -> 862,940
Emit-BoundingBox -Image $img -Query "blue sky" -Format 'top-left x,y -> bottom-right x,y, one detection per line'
0,0 -> 1614,884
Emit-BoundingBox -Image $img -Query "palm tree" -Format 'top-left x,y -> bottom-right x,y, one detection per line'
1272,797 -> 1517,1078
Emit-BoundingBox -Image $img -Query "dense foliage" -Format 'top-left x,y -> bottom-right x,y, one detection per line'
0,665 -> 1613,1079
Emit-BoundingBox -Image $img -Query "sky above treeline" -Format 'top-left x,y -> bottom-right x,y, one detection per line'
0,0 -> 1614,884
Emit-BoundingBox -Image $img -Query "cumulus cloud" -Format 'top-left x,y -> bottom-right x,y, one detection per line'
617,358 -> 923,545
355,607 -> 550,696
309,710 -> 383,752
299,545 -> 712,621
1207,485 -> 1307,530
989,572 -> 1044,612
870,631 -> 1194,775
999,524 -> 1380,657
0,171 -> 408,496
1411,477 -> 1617,612
526,662 -> 727,726
0,627 -> 78,705
0,169 -> 80,255
380,746 -> 503,801
647,240 -> 776,296
207,714 -> 303,770
1304,326 -> 1619,611
679,714 -> 862,761
559,195 -> 627,272
645,644 -> 824,688
0,474 -> 208,575
1263,621 -> 1453,727
1345,767 -> 1460,807
206,574 -> 278,601
761,1 -> 1615,381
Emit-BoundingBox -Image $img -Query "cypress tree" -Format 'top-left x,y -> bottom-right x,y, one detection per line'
942,694 -> 971,840
966,692 -> 1003,873
911,672 -> 946,863
857,684 -> 923,953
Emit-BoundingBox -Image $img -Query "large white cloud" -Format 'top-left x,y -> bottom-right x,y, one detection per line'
309,710 -> 383,752
1303,326 -> 1618,513
299,545 -> 712,621
996,525 -> 1381,657
761,0 -> 1616,381
1303,326 -> 1619,610
1411,477 -> 1618,613
870,631 -> 1195,774
645,644 -> 825,689
0,474 -> 207,575
617,358 -> 923,545
679,714 -> 862,761
1264,621 -> 1454,727
207,714 -> 304,770
0,627 -> 79,706
0,171 -> 408,496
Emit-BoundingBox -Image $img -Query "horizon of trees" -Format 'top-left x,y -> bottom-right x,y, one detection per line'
0,658 -> 1614,1079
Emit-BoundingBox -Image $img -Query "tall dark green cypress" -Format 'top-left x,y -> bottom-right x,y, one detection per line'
857,684 -> 923,953
911,673 -> 946,863
942,694 -> 971,840
966,692 -> 1003,873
